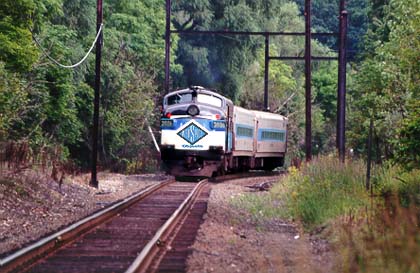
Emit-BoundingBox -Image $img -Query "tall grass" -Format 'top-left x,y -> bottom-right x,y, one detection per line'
339,166 -> 420,273
233,156 -> 420,272
272,157 -> 370,229
232,157 -> 370,229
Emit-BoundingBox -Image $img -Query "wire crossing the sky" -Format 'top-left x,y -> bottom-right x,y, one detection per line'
33,24 -> 103,69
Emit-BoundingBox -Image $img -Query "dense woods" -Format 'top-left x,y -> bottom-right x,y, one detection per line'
1,1 -> 419,272
0,0 -> 418,171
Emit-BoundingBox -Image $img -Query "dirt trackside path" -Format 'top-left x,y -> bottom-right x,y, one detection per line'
186,178 -> 336,273
0,171 -> 169,257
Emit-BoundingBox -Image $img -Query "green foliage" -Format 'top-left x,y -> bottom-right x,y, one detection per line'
394,100 -> 420,169
94,1 -> 167,165
311,62 -> 338,154
232,2 -> 338,158
0,0 -> 38,72
33,25 -> 83,145
0,0 -> 415,174
234,156 -> 420,272
61,0 -> 95,37
234,157 -> 370,229
278,158 -> 369,228
313,62 -> 337,120
32,0 -> 64,30
294,0 -> 369,59
174,0 -> 296,100
0,0 -> 170,172
349,0 -> 420,167
372,164 -> 420,207
338,165 -> 420,273
239,47 -> 298,110
0,62 -> 29,140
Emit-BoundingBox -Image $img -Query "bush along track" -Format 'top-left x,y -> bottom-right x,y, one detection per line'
234,156 -> 420,273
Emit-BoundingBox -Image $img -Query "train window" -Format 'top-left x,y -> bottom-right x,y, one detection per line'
261,130 -> 285,141
197,94 -> 223,107
237,126 -> 253,138
167,93 -> 192,105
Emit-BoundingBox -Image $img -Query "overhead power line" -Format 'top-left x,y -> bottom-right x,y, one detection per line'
32,24 -> 104,69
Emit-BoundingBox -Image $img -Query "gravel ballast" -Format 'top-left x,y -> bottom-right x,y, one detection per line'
186,177 -> 336,273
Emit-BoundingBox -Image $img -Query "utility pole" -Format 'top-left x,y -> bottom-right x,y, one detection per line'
305,0 -> 312,161
90,0 -> 103,188
337,0 -> 348,163
164,0 -> 171,93
264,34 -> 269,111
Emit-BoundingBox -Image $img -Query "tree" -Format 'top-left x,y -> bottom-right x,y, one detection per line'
1,0 -> 175,171
349,0 -> 420,168
0,62 -> 29,141
173,0 -> 295,101
396,100 -> 420,169
294,0 -> 369,60
0,0 -> 38,72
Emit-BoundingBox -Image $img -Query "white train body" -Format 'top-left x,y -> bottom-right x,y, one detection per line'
254,111 -> 287,155
160,87 -> 288,177
160,116 -> 226,151
232,106 -> 255,155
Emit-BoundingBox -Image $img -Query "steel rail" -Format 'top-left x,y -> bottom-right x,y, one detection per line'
0,179 -> 174,273
125,179 -> 208,273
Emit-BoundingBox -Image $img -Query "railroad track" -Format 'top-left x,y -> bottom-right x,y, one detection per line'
0,179 -> 210,273
1,171 -> 281,273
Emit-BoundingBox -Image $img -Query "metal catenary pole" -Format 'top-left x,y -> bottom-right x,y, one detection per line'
164,0 -> 171,93
264,34 -> 270,111
337,0 -> 348,163
305,0 -> 312,162
90,0 -> 103,188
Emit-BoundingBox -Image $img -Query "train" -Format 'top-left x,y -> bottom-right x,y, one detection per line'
160,86 -> 288,177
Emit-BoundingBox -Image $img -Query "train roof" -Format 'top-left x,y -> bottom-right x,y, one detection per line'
234,105 -> 287,121
164,86 -> 233,105
252,110 -> 288,121
164,87 -> 287,121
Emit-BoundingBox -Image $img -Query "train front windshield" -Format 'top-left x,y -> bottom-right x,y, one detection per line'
166,92 -> 223,108
197,94 -> 222,107
167,93 -> 193,105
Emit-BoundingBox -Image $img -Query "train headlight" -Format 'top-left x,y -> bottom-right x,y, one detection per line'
211,120 -> 226,129
161,119 -> 174,129
187,105 -> 200,116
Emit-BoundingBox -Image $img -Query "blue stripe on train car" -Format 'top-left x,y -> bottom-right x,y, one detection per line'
161,118 -> 226,132
257,128 -> 286,142
235,124 -> 254,139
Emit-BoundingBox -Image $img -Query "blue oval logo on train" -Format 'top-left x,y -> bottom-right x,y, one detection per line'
177,122 -> 208,145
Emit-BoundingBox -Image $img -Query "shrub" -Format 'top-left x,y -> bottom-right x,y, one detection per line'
373,165 -> 420,207
233,155 -> 420,272
274,157 -> 369,229
233,156 -> 370,229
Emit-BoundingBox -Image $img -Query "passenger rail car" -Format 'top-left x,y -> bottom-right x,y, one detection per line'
160,86 -> 287,177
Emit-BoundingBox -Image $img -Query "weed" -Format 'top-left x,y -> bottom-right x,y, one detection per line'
233,156 -> 420,272
274,157 -> 370,229
339,196 -> 420,273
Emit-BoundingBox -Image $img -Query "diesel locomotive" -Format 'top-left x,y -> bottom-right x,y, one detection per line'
160,86 -> 287,177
